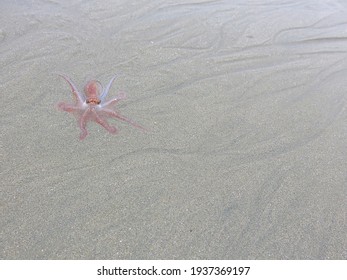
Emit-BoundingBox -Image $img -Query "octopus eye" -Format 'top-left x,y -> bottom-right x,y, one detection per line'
86,98 -> 101,105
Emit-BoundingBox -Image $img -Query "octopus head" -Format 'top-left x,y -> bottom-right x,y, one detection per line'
84,80 -> 102,105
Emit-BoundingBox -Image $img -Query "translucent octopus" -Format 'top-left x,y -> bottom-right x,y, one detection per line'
57,74 -> 145,140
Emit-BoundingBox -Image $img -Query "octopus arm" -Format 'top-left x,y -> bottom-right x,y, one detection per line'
78,108 -> 91,140
100,75 -> 117,102
101,108 -> 147,131
91,109 -> 117,134
100,92 -> 126,108
57,102 -> 83,113
58,74 -> 85,105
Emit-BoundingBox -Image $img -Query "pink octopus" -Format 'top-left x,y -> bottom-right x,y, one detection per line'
57,74 -> 145,140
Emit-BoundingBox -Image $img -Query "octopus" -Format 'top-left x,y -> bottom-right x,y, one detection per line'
57,74 -> 145,140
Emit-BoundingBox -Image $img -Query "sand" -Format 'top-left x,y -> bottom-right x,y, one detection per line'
0,0 -> 346,259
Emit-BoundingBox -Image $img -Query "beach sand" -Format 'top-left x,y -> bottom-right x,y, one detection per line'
1,0 -> 346,259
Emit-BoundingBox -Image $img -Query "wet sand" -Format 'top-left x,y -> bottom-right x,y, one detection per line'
0,0 -> 346,259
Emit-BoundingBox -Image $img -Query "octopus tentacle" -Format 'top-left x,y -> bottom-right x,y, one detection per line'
100,92 -> 126,108
100,75 -> 117,102
58,74 -> 85,105
57,102 -> 81,113
79,109 -> 90,140
91,109 -> 117,134
101,108 -> 147,131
